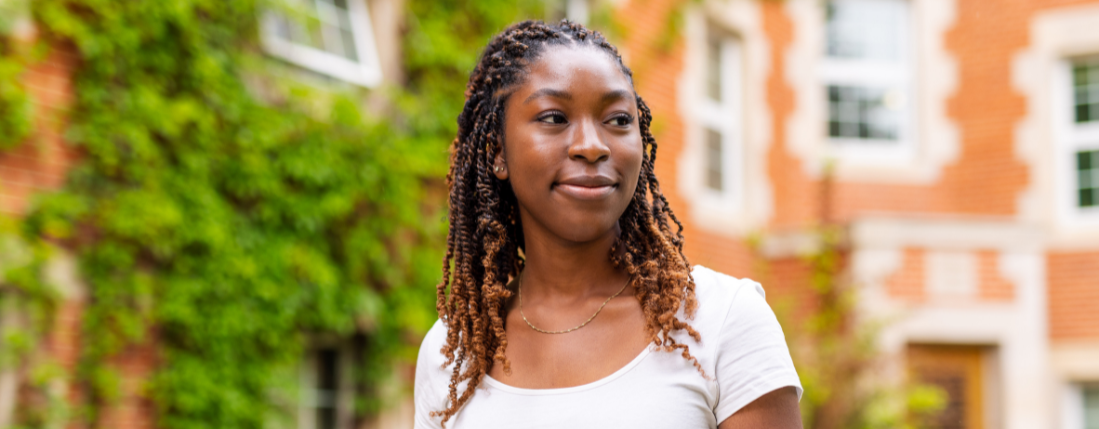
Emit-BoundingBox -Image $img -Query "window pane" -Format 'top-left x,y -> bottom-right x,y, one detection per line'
706,36 -> 722,102
1081,151 -> 1099,209
705,128 -> 723,191
315,348 -> 339,429
272,0 -> 361,62
1085,386 -> 1099,429
826,0 -> 905,62
1079,150 -> 1099,208
1074,59 -> 1099,123
827,84 -> 901,141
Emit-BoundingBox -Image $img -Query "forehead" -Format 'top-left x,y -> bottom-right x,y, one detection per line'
519,45 -> 634,94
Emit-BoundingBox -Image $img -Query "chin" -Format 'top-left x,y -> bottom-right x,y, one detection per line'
551,215 -> 621,244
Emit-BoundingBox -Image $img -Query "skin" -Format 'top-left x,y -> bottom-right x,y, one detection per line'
487,45 -> 801,429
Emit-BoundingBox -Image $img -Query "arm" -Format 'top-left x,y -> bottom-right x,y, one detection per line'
413,321 -> 446,429
718,386 -> 803,429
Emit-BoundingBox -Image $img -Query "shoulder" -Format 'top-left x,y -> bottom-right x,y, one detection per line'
690,266 -> 803,420
687,265 -> 769,334
414,320 -> 451,428
416,319 -> 449,376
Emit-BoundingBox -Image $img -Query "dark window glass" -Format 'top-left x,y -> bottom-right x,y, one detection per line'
706,36 -> 723,102
1079,150 -> 1099,208
1086,386 -> 1099,429
315,348 -> 339,429
705,128 -> 723,191
1073,59 -> 1099,123
827,84 -> 900,141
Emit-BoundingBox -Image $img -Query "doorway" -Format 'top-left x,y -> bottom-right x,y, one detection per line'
907,344 -> 992,429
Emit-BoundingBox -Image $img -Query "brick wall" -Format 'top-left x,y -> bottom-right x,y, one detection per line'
1048,251 -> 1099,340
777,0 -> 1097,223
0,44 -> 78,215
886,248 -> 926,301
1,39 -> 157,428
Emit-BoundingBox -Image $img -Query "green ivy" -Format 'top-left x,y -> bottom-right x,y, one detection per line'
2,0 -> 565,428
0,0 -> 33,150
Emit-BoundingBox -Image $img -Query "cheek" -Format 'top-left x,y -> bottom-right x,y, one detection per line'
504,132 -> 553,196
620,138 -> 645,189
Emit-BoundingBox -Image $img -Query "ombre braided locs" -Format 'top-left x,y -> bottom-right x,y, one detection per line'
433,20 -> 701,425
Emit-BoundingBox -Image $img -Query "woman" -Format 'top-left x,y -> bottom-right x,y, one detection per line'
414,20 -> 802,428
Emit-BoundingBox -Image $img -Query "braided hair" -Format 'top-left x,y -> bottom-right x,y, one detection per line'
434,19 -> 700,425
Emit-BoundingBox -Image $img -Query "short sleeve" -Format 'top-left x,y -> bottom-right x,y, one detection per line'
414,320 -> 447,429
712,279 -> 803,423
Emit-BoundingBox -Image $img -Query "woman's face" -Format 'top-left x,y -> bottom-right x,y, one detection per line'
497,45 -> 643,244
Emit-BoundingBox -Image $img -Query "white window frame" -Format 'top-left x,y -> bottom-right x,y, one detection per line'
819,0 -> 916,163
298,341 -> 355,429
261,0 -> 383,87
1062,382 -> 1099,429
1054,56 -> 1099,226
694,29 -> 744,210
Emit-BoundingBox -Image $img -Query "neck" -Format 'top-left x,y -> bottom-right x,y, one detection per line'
519,222 -> 628,302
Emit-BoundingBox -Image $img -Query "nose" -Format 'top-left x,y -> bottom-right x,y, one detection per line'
567,117 -> 610,163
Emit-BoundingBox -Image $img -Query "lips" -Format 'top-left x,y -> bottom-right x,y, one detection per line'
554,175 -> 617,200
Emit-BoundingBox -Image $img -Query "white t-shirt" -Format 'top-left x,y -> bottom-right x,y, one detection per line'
413,265 -> 802,428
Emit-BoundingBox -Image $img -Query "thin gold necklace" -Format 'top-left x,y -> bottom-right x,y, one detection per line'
517,272 -> 630,334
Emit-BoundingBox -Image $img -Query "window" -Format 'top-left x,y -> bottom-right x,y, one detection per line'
300,345 -> 352,429
1076,58 -> 1099,124
1073,59 -> 1099,210
705,128 -> 723,191
821,0 -> 912,159
1086,386 -> 1099,429
696,26 -> 742,199
1063,57 -> 1099,218
262,0 -> 382,87
1080,150 -> 1099,208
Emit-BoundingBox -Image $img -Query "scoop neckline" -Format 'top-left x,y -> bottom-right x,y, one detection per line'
481,346 -> 653,396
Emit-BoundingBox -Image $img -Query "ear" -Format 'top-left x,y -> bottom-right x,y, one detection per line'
492,143 -> 509,180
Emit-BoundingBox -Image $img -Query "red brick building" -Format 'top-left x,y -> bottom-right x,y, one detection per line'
619,0 -> 1099,427
2,0 -> 1098,428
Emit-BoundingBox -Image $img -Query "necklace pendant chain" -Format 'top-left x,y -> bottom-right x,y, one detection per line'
517,272 -> 630,334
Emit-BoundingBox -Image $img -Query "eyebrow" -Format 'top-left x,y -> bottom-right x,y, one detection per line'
601,89 -> 633,103
524,88 -> 571,104
522,88 -> 634,105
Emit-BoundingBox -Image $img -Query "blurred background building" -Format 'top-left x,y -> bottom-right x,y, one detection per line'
0,0 -> 1097,428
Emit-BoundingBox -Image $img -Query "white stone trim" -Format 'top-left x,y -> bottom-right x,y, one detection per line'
677,0 -> 772,236
1012,2 -> 1099,247
849,216 -> 1053,428
784,0 -> 959,183
1053,341 -> 1099,429
566,0 -> 590,25
1061,382 -> 1085,429
850,215 -> 1044,251
261,0 -> 383,87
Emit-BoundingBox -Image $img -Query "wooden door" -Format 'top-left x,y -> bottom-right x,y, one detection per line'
907,344 -> 988,429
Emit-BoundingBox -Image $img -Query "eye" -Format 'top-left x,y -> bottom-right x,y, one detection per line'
537,111 -> 568,124
607,114 -> 634,127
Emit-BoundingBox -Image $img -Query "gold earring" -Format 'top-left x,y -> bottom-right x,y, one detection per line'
495,166 -> 502,173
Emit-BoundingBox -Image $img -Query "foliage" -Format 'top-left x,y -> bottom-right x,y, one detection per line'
0,215 -> 68,429
765,226 -> 947,429
5,0 -> 558,427
0,0 -> 33,150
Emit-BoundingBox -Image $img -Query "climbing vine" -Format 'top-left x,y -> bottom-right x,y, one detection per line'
7,0 -> 548,427
0,0 -> 33,150
0,1 -> 66,427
